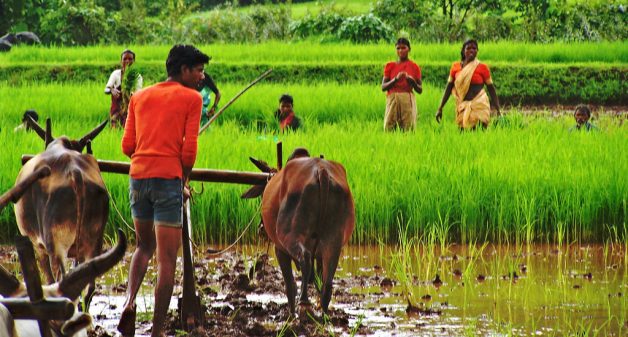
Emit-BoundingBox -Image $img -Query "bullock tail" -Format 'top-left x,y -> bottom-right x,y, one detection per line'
317,165 -> 330,233
70,169 -> 86,259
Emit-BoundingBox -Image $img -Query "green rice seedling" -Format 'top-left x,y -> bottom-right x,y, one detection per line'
388,217 -> 418,306
0,82 -> 626,244
348,314 -> 365,337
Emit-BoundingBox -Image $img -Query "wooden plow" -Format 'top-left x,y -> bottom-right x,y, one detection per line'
19,142 -> 281,332
0,165 -> 76,337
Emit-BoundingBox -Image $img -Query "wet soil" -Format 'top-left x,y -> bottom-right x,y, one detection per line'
1,243 -> 626,337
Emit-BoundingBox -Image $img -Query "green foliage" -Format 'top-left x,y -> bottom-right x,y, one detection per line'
111,1 -> 149,44
39,0 -> 109,45
337,14 -> 394,43
182,3 -> 290,43
371,0 -> 429,32
0,0 -> 25,34
468,13 -> 514,42
513,0 -> 627,42
3,0 -> 626,45
290,4 -> 347,39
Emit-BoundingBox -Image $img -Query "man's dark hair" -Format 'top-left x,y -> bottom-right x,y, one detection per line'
22,109 -> 38,122
575,104 -> 591,117
279,94 -> 293,105
396,37 -> 411,49
460,39 -> 478,61
166,45 -> 210,77
121,49 -> 135,60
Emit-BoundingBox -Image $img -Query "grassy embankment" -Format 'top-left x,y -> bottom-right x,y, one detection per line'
2,42 -> 626,105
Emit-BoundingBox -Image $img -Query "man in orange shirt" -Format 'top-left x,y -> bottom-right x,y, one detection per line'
381,38 -> 422,131
118,45 -> 208,337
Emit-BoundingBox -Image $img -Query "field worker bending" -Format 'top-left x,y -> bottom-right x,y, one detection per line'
381,37 -> 422,131
436,39 -> 501,129
198,71 -> 221,127
118,45 -> 208,337
105,49 -> 143,128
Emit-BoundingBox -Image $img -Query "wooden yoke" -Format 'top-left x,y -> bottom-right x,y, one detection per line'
21,156 -> 271,184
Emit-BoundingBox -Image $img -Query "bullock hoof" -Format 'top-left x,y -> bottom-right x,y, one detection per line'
117,305 -> 136,337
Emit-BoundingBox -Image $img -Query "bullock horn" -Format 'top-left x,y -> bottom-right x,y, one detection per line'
249,157 -> 274,173
77,120 -> 108,152
0,265 -> 21,297
25,115 -> 47,141
58,229 -> 127,300
45,118 -> 54,148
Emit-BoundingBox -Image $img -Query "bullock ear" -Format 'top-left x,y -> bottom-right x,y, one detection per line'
241,184 -> 265,199
77,120 -> 108,152
25,115 -> 46,141
249,157 -> 274,173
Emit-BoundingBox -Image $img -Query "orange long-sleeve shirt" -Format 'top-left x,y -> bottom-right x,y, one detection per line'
121,82 -> 202,179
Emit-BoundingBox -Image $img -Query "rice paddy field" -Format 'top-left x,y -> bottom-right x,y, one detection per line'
0,41 -> 626,336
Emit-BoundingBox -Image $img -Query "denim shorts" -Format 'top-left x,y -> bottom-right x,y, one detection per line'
129,177 -> 182,227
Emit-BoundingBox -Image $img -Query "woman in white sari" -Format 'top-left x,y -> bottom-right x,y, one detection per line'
435,40 -> 501,129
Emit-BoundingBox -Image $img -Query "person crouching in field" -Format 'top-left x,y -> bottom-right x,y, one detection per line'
436,39 -> 501,130
275,94 -> 301,132
14,109 -> 38,132
198,71 -> 221,127
105,49 -> 143,128
570,104 -> 598,132
381,37 -> 422,131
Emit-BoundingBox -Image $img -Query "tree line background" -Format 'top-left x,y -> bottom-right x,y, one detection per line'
1,0 -> 626,45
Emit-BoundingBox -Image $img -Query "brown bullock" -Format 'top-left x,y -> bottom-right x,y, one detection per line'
14,117 -> 108,310
242,148 -> 355,314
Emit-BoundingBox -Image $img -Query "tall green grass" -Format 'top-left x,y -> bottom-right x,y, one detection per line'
0,83 -> 625,244
1,41 -> 626,66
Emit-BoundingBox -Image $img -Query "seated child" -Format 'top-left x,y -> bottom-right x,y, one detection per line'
14,109 -> 39,132
274,94 -> 301,132
569,104 -> 598,132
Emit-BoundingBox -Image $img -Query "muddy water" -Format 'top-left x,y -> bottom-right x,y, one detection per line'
2,243 -> 626,336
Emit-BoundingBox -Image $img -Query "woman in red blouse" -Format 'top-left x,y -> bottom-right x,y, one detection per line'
435,39 -> 501,129
381,38 -> 422,131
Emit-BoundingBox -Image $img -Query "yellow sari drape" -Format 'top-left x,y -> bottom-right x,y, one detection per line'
453,59 -> 490,129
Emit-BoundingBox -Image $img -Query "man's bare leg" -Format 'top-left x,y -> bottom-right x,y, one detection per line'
118,219 -> 155,336
151,225 -> 181,337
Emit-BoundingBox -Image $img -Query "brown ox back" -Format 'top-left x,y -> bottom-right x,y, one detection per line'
14,119 -> 109,310
250,148 -> 355,314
